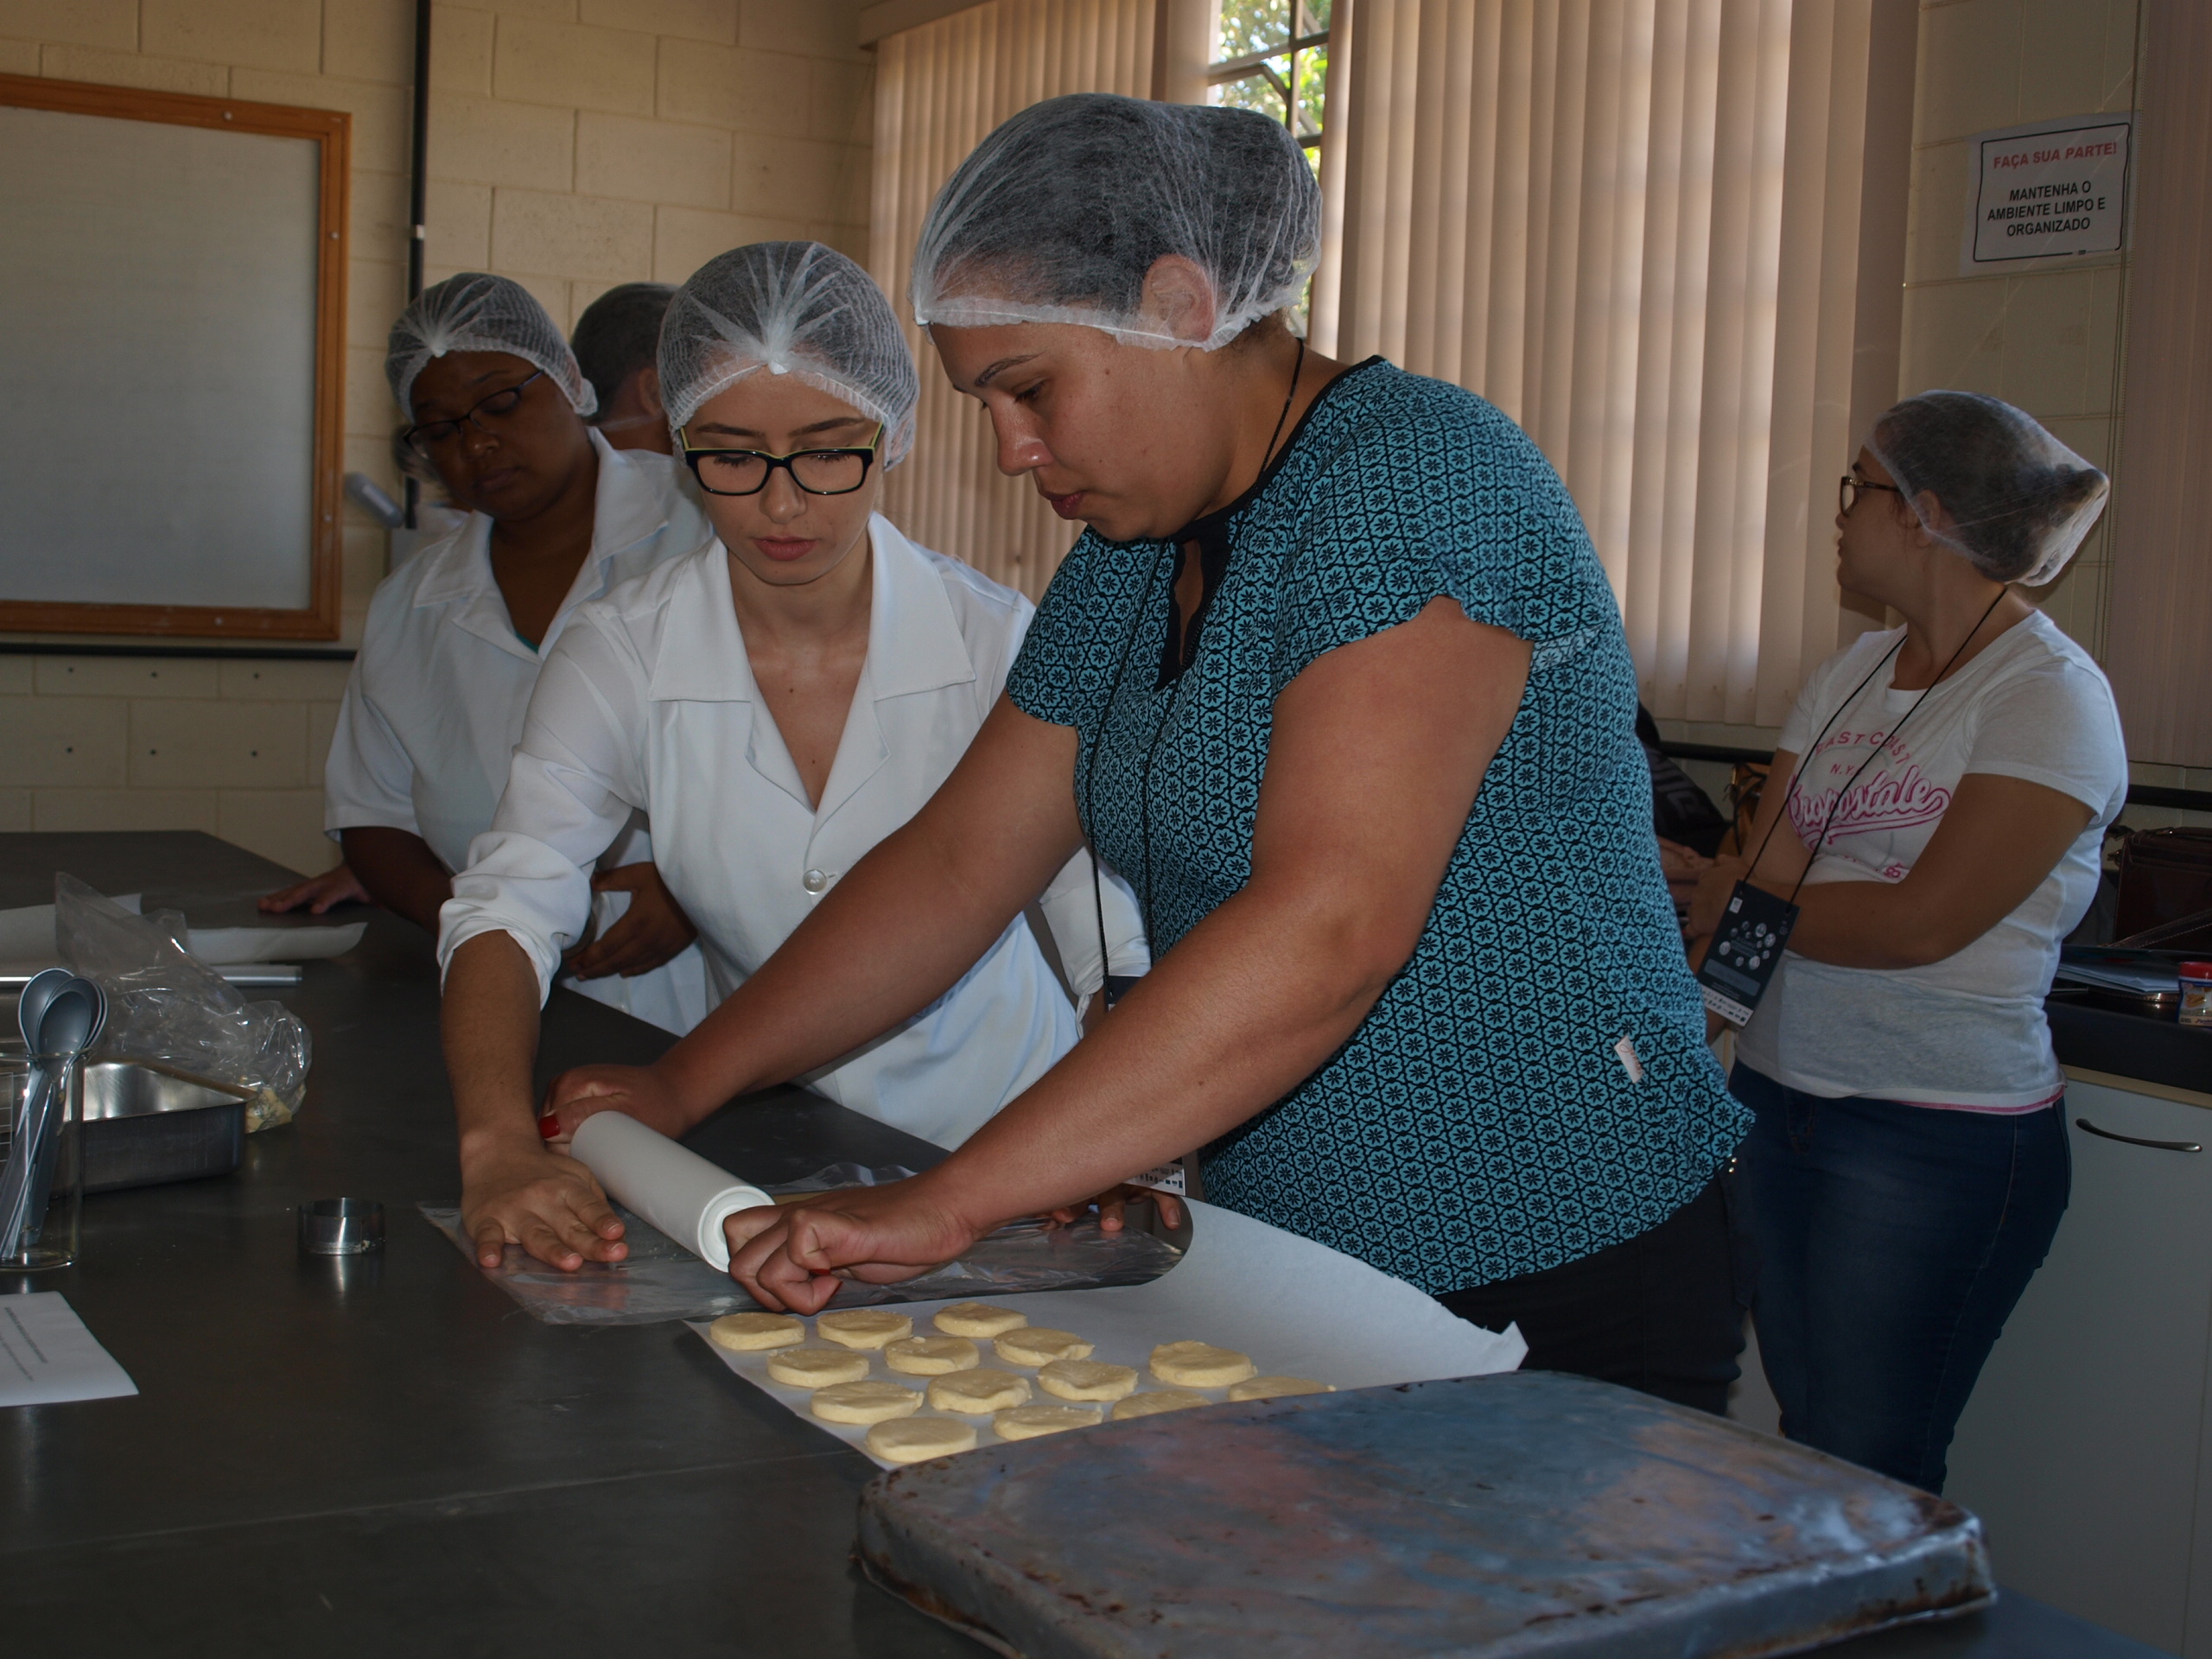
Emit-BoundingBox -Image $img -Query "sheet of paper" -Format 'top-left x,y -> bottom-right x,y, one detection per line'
0,1292 -> 139,1408
183,922 -> 365,964
0,893 -> 141,966
695,1197 -> 1526,1468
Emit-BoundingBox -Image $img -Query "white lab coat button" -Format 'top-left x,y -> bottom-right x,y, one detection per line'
804,868 -> 827,893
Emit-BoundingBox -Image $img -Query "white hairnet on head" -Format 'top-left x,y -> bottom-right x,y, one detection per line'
1865,391 -> 2109,586
912,92 -> 1321,351
386,272 -> 596,419
659,241 -> 919,467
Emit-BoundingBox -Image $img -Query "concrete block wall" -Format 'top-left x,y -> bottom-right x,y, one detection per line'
423,0 -> 873,339
0,0 -> 874,874
0,654 -> 351,874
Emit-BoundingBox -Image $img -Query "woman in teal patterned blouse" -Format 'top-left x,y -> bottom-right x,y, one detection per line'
547,94 -> 1752,1410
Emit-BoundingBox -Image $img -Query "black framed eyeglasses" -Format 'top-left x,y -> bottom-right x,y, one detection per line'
405,368 -> 544,456
1839,474 -> 1904,516
681,426 -> 884,497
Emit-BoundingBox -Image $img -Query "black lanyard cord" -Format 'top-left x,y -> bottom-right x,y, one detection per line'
1771,588 -> 2008,906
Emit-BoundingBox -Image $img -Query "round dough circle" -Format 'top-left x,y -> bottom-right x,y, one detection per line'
816,1309 -> 914,1351
932,1301 -> 1030,1339
1229,1375 -> 1335,1402
885,1335 -> 981,1376
994,1402 -> 1102,1440
766,1346 -> 872,1389
927,1370 -> 1032,1415
810,1379 -> 922,1424
1111,1389 -> 1211,1421
867,1416 -> 978,1464
707,1313 -> 805,1352
994,1327 -> 1094,1368
1038,1358 -> 1138,1402
1149,1340 -> 1255,1388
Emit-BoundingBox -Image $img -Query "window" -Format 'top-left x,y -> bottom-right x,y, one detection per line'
1207,0 -> 1331,170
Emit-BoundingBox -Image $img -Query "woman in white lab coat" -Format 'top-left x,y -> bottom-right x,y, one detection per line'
301,273 -> 713,1035
441,243 -> 1146,1273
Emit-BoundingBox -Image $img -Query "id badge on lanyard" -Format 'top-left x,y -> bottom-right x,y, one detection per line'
1697,881 -> 1799,1028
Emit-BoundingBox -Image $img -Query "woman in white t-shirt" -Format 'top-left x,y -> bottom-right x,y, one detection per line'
1690,391 -> 2120,1494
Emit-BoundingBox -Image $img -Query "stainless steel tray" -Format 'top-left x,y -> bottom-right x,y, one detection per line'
858,1370 -> 1993,1659
3,1043 -> 250,1194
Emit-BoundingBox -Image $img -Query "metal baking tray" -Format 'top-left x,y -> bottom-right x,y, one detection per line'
2,1042 -> 250,1195
858,1370 -> 1993,1659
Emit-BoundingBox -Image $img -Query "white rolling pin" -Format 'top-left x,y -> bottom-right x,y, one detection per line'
568,1111 -> 773,1271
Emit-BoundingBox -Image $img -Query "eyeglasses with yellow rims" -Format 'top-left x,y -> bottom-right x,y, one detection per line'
1839,473 -> 1904,517
680,425 -> 885,498
404,368 -> 546,457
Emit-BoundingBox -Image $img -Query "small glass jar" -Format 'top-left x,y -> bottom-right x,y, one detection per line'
1,1046 -> 86,1271
2181,962 -> 2212,1031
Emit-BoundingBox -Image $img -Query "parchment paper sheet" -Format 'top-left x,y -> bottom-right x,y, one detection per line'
695,1197 -> 1528,1468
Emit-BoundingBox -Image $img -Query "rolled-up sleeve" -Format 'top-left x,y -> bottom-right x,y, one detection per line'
436,613 -> 650,1001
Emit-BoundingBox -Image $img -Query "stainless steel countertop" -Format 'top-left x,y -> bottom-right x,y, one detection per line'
0,833 -> 2158,1658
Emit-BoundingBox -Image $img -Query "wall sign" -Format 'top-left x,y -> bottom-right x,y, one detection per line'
1961,113 -> 2132,275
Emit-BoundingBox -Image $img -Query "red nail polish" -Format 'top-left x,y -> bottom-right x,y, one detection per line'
537,1113 -> 560,1141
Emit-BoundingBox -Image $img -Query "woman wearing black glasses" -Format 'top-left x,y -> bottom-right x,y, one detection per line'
299,272 -> 711,1036
1688,392 -> 2120,1493
439,242 -> 1146,1274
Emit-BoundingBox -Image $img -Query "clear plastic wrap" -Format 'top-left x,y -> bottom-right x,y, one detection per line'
911,93 -> 1320,350
420,1164 -> 1184,1326
52,875 -> 310,1132
659,241 -> 919,464
1864,391 -> 2109,586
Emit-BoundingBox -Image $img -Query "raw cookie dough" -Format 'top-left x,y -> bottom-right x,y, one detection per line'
1038,1358 -> 1138,1402
766,1346 -> 872,1389
1111,1389 -> 1211,1421
995,1327 -> 1094,1368
994,1402 -> 1103,1440
933,1302 -> 1029,1339
1149,1340 -> 1255,1388
1230,1376 -> 1335,1402
707,1313 -> 805,1352
810,1379 -> 922,1424
928,1370 -> 1033,1415
886,1335 -> 981,1376
867,1416 -> 978,1464
816,1309 -> 914,1351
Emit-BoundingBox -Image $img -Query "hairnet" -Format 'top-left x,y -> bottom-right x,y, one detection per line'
659,242 -> 918,467
911,93 -> 1321,351
1865,391 -> 2108,586
571,282 -> 678,415
386,272 -> 596,420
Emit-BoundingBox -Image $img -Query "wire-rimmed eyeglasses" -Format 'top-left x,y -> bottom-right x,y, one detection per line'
404,368 -> 545,456
1839,473 -> 1904,517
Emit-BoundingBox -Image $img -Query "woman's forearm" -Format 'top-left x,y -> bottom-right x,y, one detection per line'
340,825 -> 453,935
1775,879 -> 1944,969
442,931 -> 548,1168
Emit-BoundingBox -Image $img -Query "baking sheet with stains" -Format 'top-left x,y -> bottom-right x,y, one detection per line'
692,1197 -> 1527,1468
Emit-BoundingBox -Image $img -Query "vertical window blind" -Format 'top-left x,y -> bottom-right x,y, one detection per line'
871,0 -> 1891,727
869,0 -> 1157,599
1312,0 -> 1886,727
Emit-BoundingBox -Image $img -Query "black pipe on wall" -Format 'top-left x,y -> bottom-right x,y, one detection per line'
404,0 -> 431,530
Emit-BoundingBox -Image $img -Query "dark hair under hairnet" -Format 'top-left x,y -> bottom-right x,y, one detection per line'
386,272 -> 594,418
571,283 -> 678,416
1866,391 -> 2108,586
912,93 -> 1320,350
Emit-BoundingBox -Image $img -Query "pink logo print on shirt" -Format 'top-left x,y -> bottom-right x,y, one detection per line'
1789,731 -> 1953,855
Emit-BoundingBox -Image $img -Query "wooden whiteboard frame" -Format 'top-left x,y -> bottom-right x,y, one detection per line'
0,73 -> 349,640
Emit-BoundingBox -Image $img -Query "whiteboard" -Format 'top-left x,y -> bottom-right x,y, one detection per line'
0,87 -> 341,630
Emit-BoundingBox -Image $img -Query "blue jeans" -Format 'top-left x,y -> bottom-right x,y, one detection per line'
1730,1063 -> 2071,1494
